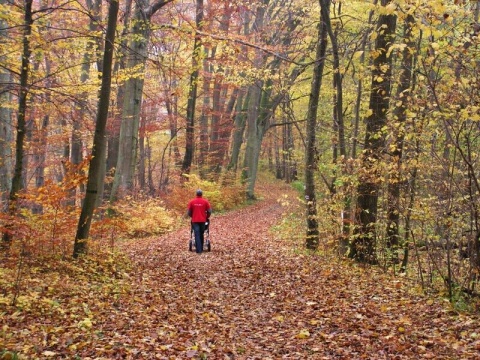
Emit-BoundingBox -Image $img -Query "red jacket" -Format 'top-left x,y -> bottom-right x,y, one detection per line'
187,196 -> 212,223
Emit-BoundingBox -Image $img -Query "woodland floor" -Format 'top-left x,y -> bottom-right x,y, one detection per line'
2,182 -> 480,359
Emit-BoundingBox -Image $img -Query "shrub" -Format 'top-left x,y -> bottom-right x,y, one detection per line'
103,198 -> 175,239
163,174 -> 245,214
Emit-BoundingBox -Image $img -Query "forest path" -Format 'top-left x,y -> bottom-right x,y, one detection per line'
118,181 -> 479,359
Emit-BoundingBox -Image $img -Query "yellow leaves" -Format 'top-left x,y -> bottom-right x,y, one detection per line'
430,42 -> 440,51
458,106 -> 480,122
386,43 -> 407,58
380,305 -> 390,313
107,198 -> 174,238
295,329 -> 310,339
353,50 -> 364,59
384,3 -> 397,14
42,351 -> 57,357
201,311 -> 219,322
77,317 -> 93,330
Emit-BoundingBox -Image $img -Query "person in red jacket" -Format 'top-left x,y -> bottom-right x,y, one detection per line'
187,189 -> 212,253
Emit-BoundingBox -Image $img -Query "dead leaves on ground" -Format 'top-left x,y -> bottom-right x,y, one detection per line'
1,186 -> 480,359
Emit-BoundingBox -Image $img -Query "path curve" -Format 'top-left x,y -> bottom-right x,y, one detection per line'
116,183 -> 479,359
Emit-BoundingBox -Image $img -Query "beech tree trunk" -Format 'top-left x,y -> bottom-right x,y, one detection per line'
228,87 -> 249,172
350,0 -> 397,263
242,0 -> 301,199
67,0 -> 102,207
386,13 -> 415,263
181,0 -> 203,174
209,5 -> 234,176
34,58 -> 50,202
243,77 -> 269,199
198,45 -> 212,177
352,2 -> 376,159
73,0 -> 119,258
305,2 -> 328,250
106,0 -> 132,198
0,0 -> 12,205
111,0 -> 173,199
2,0 -> 33,244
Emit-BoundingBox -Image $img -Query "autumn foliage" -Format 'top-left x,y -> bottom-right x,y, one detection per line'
2,182 -> 480,359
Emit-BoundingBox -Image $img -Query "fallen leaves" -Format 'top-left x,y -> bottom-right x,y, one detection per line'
1,183 -> 480,359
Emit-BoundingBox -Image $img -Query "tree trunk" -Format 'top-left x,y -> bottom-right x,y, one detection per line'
322,0 -> 345,159
386,12 -> 415,263
111,0 -> 172,199
34,58 -> 51,212
110,25 -> 149,197
106,0 -> 132,198
242,78 -> 264,199
228,87 -> 248,172
198,46 -> 212,177
305,2 -> 328,250
242,1 -> 303,199
350,0 -> 397,263
0,0 -> 12,205
208,6 -> 233,176
226,6 -> 250,175
322,0 -> 350,253
352,1 -> 376,159
138,113 -> 146,190
274,124 -> 282,179
73,0 -> 119,258
2,0 -> 33,244
181,0 -> 203,174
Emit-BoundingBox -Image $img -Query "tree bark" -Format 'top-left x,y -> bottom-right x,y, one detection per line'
228,87 -> 248,172
2,0 -> 33,244
0,0 -> 12,205
111,0 -> 173,199
242,79 -> 263,199
350,0 -> 397,263
352,1 -> 377,159
242,1 -> 302,199
305,1 -> 328,250
181,0 -> 204,174
106,0 -> 132,198
386,12 -> 415,262
73,0 -> 119,258
198,45 -> 212,177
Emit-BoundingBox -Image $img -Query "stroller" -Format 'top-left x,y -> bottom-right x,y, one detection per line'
188,220 -> 211,252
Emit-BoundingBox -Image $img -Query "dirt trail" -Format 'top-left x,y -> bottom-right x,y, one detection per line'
3,182 -> 479,359
116,184 -> 479,359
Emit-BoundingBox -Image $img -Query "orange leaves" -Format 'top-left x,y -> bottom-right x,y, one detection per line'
2,183 -> 480,359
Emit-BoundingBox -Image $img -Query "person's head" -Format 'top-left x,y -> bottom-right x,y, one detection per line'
196,189 -> 203,197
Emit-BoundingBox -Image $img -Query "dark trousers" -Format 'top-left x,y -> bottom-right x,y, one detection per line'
192,222 -> 206,253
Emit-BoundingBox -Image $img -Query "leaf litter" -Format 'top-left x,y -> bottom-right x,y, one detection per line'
1,184 -> 479,359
